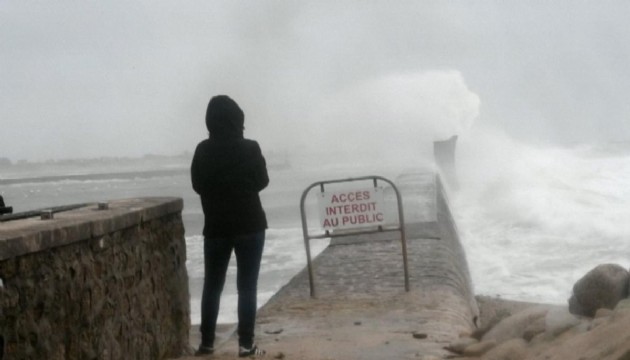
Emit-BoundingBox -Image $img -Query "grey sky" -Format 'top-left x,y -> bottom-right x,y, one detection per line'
2,1 -> 630,162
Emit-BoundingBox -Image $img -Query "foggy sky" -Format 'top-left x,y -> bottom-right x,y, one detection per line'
2,1 -> 630,162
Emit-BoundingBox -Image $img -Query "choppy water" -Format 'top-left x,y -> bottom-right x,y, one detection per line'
2,136 -> 630,324
454,132 -> 630,305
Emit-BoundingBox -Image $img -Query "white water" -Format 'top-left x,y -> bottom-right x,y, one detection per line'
454,130 -> 630,304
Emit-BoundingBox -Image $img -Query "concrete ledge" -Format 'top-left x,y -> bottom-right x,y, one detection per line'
0,197 -> 183,261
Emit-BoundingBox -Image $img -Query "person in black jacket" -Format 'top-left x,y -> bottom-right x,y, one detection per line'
191,95 -> 269,357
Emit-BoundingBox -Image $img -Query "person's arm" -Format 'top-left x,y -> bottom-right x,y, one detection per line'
190,143 -> 204,195
252,141 -> 269,192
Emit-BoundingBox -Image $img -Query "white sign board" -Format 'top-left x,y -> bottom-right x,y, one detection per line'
318,187 -> 386,230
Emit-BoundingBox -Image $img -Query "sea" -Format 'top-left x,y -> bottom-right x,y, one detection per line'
2,134 -> 630,325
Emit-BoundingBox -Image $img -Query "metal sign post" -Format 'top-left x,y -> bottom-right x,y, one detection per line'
300,175 -> 409,298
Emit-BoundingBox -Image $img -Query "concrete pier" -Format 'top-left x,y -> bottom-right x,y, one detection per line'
184,172 -> 479,359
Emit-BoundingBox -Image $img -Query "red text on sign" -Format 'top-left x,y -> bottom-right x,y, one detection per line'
330,191 -> 371,203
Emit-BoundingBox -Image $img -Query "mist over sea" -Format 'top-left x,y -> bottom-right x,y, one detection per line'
2,135 -> 630,324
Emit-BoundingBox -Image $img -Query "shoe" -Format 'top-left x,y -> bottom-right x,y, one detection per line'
238,344 -> 265,357
194,345 -> 214,356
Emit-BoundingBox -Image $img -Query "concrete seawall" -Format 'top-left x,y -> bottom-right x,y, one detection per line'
187,172 -> 480,359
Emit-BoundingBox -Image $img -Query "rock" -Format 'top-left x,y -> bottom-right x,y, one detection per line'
472,301 -> 513,340
594,308 -> 613,318
589,316 -> 609,330
523,316 -> 546,342
525,308 -> 630,360
445,337 -> 479,354
471,326 -> 490,341
414,355 -> 441,360
544,307 -> 581,338
528,332 -> 547,346
482,307 -> 548,344
412,332 -> 428,339
568,295 -> 587,317
615,298 -> 630,312
463,340 -> 496,357
481,338 -> 528,360
569,264 -> 629,317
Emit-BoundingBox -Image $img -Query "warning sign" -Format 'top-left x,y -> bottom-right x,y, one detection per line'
318,187 -> 386,230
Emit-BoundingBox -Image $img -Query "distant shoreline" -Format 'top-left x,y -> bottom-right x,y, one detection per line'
0,168 -> 189,185
0,152 -> 290,185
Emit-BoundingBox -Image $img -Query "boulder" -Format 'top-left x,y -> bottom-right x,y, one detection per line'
444,337 -> 478,354
482,306 -> 548,344
569,264 -> 629,317
615,298 -> 630,312
524,308 -> 630,360
594,308 -> 613,318
481,338 -> 528,360
523,316 -> 546,342
463,340 -> 496,357
544,307 -> 581,338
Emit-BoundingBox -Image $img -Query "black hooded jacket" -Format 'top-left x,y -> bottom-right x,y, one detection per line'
191,96 -> 269,237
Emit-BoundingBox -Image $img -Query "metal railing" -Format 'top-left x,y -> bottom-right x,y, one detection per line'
0,203 -> 90,222
300,175 -> 409,298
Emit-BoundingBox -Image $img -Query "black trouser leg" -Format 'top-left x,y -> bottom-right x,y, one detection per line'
234,231 -> 265,348
200,237 -> 233,347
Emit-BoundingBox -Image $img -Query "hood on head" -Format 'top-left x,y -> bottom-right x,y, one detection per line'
206,95 -> 244,139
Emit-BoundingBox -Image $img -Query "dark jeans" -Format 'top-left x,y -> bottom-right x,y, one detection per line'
200,231 -> 265,348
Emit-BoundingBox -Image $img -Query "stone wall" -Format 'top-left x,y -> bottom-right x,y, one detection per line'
435,175 -> 480,326
0,198 -> 190,360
